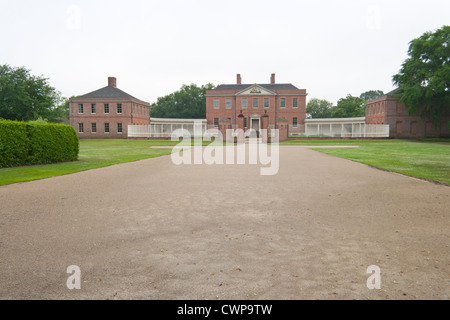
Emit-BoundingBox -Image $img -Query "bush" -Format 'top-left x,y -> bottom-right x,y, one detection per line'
0,120 -> 28,167
0,120 -> 79,167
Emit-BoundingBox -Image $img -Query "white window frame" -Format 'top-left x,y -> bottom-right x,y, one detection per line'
226,98 -> 231,109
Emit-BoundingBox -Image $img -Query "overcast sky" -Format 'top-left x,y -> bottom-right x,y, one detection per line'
1,0 -> 449,105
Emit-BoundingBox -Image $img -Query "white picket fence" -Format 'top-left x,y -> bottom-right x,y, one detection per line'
289,118 -> 390,138
129,118 -> 390,139
301,123 -> 389,138
128,118 -> 208,138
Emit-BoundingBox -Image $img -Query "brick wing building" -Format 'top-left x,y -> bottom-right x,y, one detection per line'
366,89 -> 450,138
206,74 -> 307,135
69,77 -> 150,139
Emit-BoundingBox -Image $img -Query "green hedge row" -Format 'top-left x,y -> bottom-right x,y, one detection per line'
0,120 -> 79,167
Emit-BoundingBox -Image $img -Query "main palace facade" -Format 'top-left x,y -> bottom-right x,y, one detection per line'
205,74 -> 307,134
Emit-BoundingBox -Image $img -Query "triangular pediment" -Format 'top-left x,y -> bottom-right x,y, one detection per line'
236,84 -> 276,96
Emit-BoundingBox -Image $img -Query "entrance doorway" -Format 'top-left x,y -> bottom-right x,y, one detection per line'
251,118 -> 260,138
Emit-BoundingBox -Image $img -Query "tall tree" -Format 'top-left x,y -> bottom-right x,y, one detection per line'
49,97 -> 70,124
393,25 -> 450,128
0,64 -> 63,122
306,98 -> 333,118
332,95 -> 366,118
360,90 -> 384,102
150,83 -> 215,119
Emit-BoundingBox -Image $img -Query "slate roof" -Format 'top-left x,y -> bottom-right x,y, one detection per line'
212,83 -> 300,91
384,88 -> 400,97
74,85 -> 146,103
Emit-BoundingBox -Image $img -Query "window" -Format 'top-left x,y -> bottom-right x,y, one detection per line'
293,117 -> 298,128
214,118 -> 219,127
117,104 -> 122,114
253,98 -> 258,108
104,104 -> 109,114
264,98 -> 269,108
91,123 -> 96,133
78,123 -> 84,133
293,98 -> 298,108
280,98 -> 286,108
91,104 -> 96,114
214,99 -> 219,109
104,123 -> 110,133
242,98 -> 247,109
117,123 -> 123,133
244,118 -> 248,128
226,99 -> 231,109
78,104 -> 84,114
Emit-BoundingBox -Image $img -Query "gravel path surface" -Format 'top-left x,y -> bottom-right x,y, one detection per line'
0,146 -> 448,300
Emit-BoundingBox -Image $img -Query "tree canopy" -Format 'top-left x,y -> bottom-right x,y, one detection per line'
392,25 -> 450,127
360,90 -> 384,102
150,83 -> 215,119
306,98 -> 333,118
332,95 -> 366,118
0,64 -> 64,122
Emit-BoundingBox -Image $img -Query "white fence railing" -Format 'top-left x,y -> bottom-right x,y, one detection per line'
289,124 -> 389,138
129,121 -> 390,139
128,123 -> 209,138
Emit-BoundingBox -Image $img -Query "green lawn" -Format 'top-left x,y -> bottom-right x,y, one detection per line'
0,139 -> 185,186
2,138 -> 449,187
281,138 -> 450,185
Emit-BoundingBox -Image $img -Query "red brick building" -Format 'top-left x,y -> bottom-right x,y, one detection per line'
69,77 -> 150,138
366,89 -> 450,137
206,74 -> 307,135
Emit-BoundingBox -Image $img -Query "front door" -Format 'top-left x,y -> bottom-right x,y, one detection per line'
251,118 -> 260,138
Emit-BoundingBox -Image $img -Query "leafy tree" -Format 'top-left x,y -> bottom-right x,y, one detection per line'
360,90 -> 384,102
306,98 -> 333,118
0,64 -> 63,122
331,94 -> 366,118
150,83 -> 215,119
50,97 -> 70,124
393,25 -> 450,128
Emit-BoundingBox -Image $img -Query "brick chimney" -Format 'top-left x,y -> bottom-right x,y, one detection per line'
237,74 -> 242,84
108,77 -> 117,88
270,73 -> 275,84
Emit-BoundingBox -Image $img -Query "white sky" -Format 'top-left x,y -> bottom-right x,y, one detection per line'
1,0 -> 449,105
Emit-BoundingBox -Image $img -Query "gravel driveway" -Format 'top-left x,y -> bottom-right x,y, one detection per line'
0,145 -> 449,300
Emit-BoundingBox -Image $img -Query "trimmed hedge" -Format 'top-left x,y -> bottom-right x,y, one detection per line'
0,120 -> 79,167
